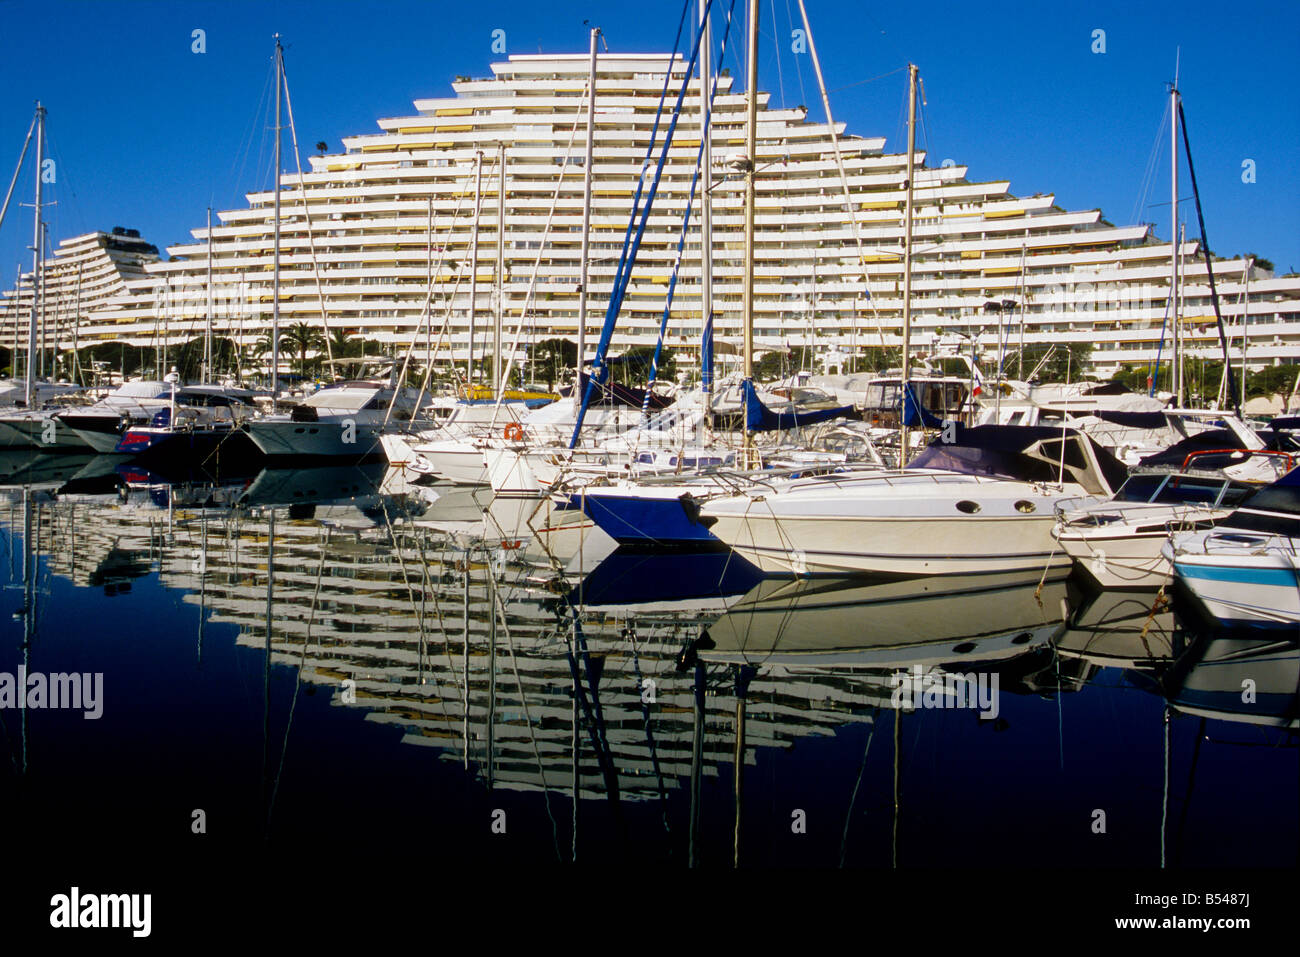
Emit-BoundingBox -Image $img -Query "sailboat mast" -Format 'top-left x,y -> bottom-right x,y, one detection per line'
494,141 -> 506,394
1241,257 -> 1252,410
741,0 -> 759,465
25,103 -> 45,408
466,150 -> 482,388
272,36 -> 284,404
206,205 -> 214,383
899,64 -> 918,460
1170,80 -> 1181,406
576,27 -> 598,410
698,1 -> 713,420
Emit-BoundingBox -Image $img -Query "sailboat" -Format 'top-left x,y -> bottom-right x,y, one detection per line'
0,102 -> 87,449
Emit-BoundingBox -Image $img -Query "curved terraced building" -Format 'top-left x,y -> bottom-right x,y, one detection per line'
6,52 -> 1300,380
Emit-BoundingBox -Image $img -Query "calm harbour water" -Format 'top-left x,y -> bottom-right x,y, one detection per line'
0,458 -> 1295,885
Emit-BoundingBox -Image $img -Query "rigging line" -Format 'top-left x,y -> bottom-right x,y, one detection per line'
767,0 -> 785,111
493,579 -> 564,862
828,64 -> 909,96
42,131 -> 84,239
643,0 -> 738,407
0,113 -> 35,234
230,53 -> 276,207
388,161 -> 475,425
266,523 -> 332,831
796,0 -> 889,352
489,79 -> 591,426
1130,99 -> 1171,230
279,56 -> 335,365
783,0 -> 807,106
408,166 -> 482,413
1177,100 -> 1241,418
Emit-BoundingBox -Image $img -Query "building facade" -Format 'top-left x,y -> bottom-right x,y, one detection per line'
5,52 -> 1299,381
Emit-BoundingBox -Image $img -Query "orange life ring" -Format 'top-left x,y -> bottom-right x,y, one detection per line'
503,422 -> 524,441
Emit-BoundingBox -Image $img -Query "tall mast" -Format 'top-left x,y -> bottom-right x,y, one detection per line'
272,35 -> 284,404
1241,257 -> 1252,410
494,141 -> 506,394
25,103 -> 45,407
740,0 -> 759,467
698,1 -> 713,420
898,64 -> 918,461
576,27 -> 599,410
466,150 -> 483,388
1170,77 -> 1181,406
206,206 -> 214,383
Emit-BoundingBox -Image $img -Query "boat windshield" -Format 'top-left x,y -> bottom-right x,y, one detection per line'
1116,473 -> 1255,507
304,388 -> 382,411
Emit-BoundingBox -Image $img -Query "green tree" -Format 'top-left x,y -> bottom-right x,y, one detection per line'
279,322 -> 328,378
532,337 -> 577,391
618,345 -> 676,387
755,346 -> 813,381
843,346 -> 901,375
1247,363 -> 1299,400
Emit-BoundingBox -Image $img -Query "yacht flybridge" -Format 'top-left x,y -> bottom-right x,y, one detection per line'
699,425 -> 1127,577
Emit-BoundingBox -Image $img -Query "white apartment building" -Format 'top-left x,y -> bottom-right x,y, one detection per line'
5,52 -> 1299,380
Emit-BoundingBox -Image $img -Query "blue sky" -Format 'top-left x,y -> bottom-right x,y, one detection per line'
1,0 -> 1297,284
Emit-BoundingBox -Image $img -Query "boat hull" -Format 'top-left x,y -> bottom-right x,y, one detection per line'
706,509 -> 1074,576
244,419 -> 385,459
1055,530 -> 1174,589
0,413 -> 92,451
1172,554 -> 1300,627
576,487 -> 722,548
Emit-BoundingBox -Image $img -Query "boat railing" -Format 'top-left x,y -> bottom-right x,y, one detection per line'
1180,448 -> 1295,473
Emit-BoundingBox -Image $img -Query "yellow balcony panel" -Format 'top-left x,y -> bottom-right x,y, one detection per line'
960,250 -> 983,259
436,124 -> 473,133
860,200 -> 900,211
984,209 -> 1024,219
982,267 -> 1021,275
434,108 -> 473,118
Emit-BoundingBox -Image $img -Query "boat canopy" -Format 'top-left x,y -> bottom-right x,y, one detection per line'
741,379 -> 854,432
561,372 -> 672,411
907,424 -> 1127,494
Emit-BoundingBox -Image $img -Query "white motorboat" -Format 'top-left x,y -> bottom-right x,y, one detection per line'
700,424 -> 1127,577
1052,455 -> 1280,589
1164,466 -> 1300,628
244,380 -> 425,459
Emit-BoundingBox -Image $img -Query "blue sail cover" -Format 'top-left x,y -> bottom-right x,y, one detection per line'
741,379 -> 853,432
901,381 -> 945,428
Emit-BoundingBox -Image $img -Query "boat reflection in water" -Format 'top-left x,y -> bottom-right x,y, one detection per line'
0,456 -> 1294,869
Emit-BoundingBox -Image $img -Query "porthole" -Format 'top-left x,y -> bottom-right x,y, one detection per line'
1011,631 -> 1033,645
956,500 -> 981,514
952,641 -> 976,654
1014,500 -> 1037,513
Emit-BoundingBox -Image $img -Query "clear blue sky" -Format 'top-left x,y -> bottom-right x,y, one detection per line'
2,0 -> 1297,284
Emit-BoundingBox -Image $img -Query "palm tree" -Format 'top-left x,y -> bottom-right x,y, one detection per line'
315,141 -> 328,156
278,322 -> 328,379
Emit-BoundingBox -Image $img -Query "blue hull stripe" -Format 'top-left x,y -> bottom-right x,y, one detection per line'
1176,563 -> 1299,587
